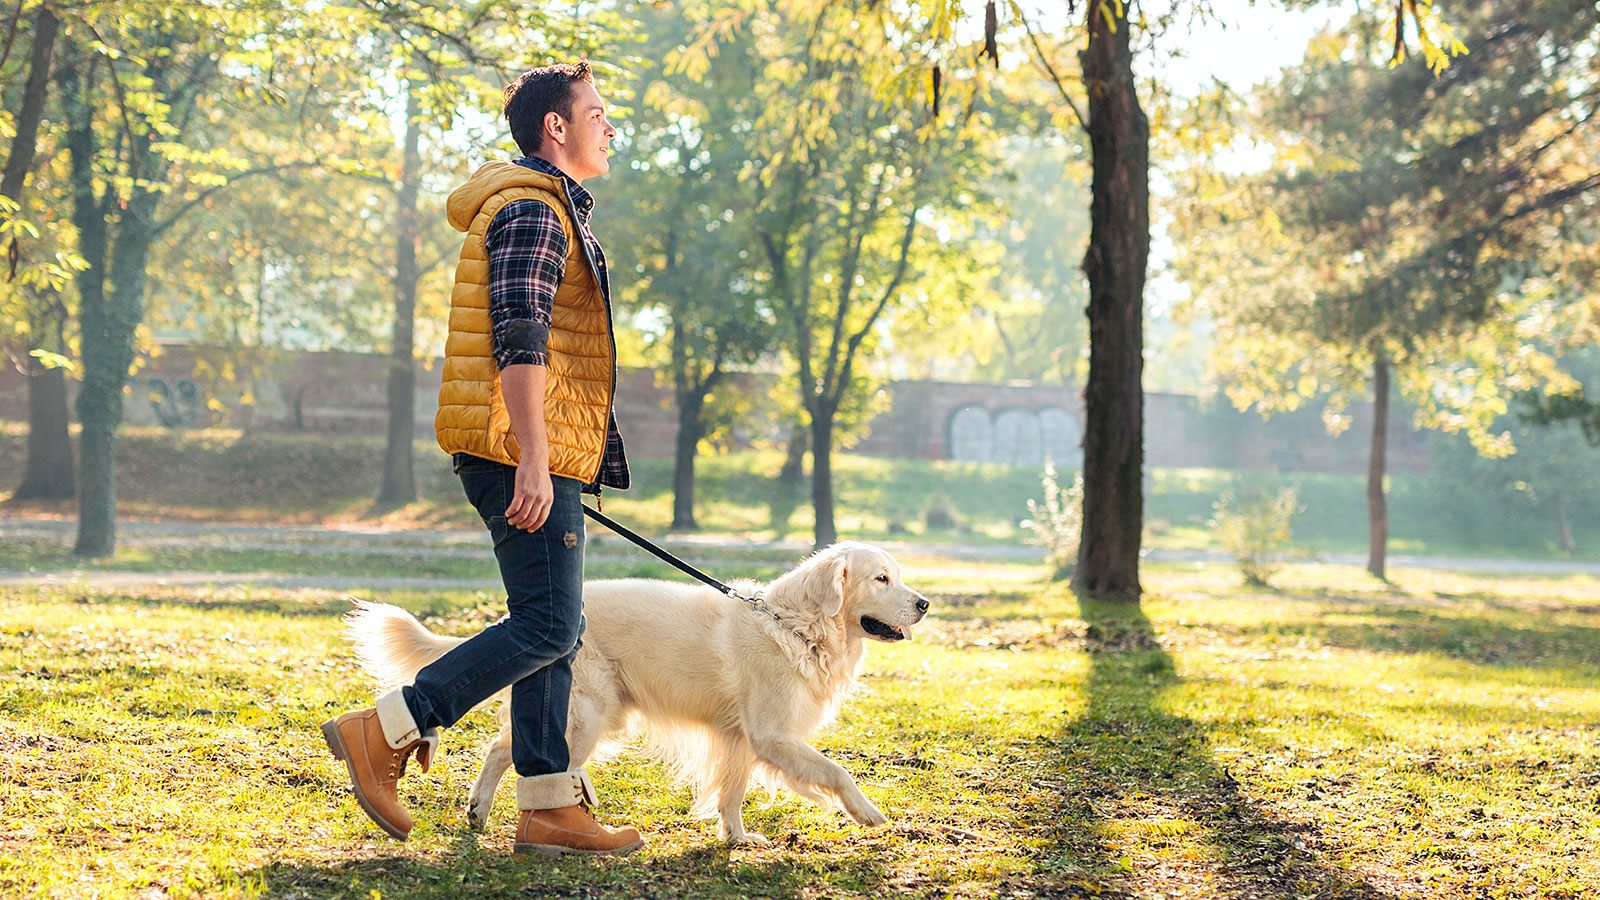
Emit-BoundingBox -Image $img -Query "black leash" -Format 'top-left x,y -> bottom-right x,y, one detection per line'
581,503 -> 820,657
581,504 -> 750,602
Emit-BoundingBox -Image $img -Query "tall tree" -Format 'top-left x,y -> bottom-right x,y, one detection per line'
51,1 -> 321,555
1173,0 -> 1596,579
1073,0 -> 1149,598
3,5 -> 72,500
375,78 -> 423,510
604,7 -> 774,530
57,34 -> 140,556
723,4 -> 996,549
894,0 -> 1471,599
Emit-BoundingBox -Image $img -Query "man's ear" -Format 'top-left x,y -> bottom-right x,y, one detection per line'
543,110 -> 566,148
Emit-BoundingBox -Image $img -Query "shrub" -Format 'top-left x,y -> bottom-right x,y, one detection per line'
922,493 -> 957,530
1021,461 -> 1083,581
1211,483 -> 1301,587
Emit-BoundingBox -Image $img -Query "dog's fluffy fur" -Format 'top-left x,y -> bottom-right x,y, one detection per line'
342,540 -> 929,843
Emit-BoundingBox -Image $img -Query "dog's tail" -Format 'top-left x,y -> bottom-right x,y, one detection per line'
342,599 -> 463,690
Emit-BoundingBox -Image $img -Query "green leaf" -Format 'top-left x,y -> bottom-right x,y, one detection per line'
29,349 -> 75,372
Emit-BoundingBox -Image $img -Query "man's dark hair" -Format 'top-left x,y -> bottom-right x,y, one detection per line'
503,61 -> 594,157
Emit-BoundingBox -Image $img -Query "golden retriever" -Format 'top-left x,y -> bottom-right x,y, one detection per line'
342,540 -> 930,843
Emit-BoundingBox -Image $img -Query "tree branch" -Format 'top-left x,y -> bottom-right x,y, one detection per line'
831,207 -> 918,406
821,148 -> 878,400
151,161 -> 325,236
83,22 -> 144,185
357,0 -> 500,68
1492,170 -> 1600,231
0,0 -> 24,73
1016,3 -> 1087,134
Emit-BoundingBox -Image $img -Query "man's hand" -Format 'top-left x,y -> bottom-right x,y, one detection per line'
507,456 -> 554,532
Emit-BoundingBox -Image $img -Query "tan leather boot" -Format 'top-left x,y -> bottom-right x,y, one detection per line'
320,693 -> 440,841
512,769 -> 644,857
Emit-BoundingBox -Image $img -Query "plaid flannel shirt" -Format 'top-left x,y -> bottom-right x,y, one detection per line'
484,155 -> 628,492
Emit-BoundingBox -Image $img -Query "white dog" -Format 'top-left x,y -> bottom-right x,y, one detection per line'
342,540 -> 930,844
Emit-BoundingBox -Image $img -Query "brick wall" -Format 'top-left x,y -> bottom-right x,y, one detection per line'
0,345 -> 1431,473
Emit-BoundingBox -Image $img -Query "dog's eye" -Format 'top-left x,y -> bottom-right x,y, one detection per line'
875,574 -> 889,584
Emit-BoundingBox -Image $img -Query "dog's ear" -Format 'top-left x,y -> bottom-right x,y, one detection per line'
803,550 -> 847,618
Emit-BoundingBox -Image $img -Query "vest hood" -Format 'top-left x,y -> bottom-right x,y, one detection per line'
446,161 -> 564,233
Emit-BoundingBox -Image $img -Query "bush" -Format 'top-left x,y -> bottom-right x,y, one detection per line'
1211,483 -> 1301,586
1021,461 -> 1083,581
922,493 -> 957,530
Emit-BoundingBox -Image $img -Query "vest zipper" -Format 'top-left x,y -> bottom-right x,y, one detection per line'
560,181 -> 618,489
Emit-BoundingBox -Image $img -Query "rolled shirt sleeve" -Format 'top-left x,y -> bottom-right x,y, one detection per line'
484,198 -> 569,369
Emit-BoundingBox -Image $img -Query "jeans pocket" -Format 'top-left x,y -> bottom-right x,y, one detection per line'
487,514 -> 513,547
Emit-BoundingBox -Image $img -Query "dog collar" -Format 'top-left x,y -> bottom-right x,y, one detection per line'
741,591 -> 823,661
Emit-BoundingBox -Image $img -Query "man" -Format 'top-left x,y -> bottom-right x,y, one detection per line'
321,61 -> 642,857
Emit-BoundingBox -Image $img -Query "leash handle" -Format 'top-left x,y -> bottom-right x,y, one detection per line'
581,504 -> 738,598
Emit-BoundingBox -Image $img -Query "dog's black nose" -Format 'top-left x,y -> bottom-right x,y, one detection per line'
915,596 -> 929,613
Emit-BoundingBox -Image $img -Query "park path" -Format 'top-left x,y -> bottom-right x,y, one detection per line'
3,513 -> 1599,591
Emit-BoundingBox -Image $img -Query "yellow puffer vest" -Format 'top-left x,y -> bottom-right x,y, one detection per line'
435,161 -> 615,481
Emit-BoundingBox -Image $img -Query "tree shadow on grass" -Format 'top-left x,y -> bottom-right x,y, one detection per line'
242,824 -> 892,900
1034,599 -> 1397,898
1236,607 -> 1600,671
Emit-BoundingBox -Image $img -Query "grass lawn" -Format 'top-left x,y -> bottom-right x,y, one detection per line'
2,559 -> 1597,899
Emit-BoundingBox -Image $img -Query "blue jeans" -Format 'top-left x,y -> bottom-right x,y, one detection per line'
402,456 -> 585,777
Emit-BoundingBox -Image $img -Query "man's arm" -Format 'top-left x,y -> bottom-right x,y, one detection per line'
484,198 -> 569,532
501,363 -> 552,531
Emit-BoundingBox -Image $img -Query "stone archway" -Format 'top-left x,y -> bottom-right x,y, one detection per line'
946,404 -> 1082,465
947,404 -> 993,462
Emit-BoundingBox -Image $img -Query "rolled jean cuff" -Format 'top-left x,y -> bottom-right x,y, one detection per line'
376,688 -> 422,748
517,768 -> 598,810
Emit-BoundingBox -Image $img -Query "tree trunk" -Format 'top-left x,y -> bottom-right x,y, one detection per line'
1366,352 -> 1390,580
778,420 -> 808,484
13,357 -> 74,500
810,404 -> 837,550
376,82 -> 422,510
671,388 -> 705,530
7,8 -> 72,500
1552,492 -> 1574,554
77,183 -> 155,558
59,50 -> 122,558
1072,0 -> 1149,601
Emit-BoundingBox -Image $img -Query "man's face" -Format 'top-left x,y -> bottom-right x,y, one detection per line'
552,80 -> 616,183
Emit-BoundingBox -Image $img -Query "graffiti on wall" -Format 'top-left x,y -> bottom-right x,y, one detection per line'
146,377 -> 200,428
947,404 -> 1081,466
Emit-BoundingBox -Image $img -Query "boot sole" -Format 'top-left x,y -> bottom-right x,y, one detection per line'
320,718 -> 411,841
512,838 -> 644,858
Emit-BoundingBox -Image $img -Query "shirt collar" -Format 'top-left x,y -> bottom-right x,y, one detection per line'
515,155 -> 594,219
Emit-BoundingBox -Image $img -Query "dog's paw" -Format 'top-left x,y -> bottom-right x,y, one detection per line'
727,832 -> 769,846
850,801 -> 889,827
